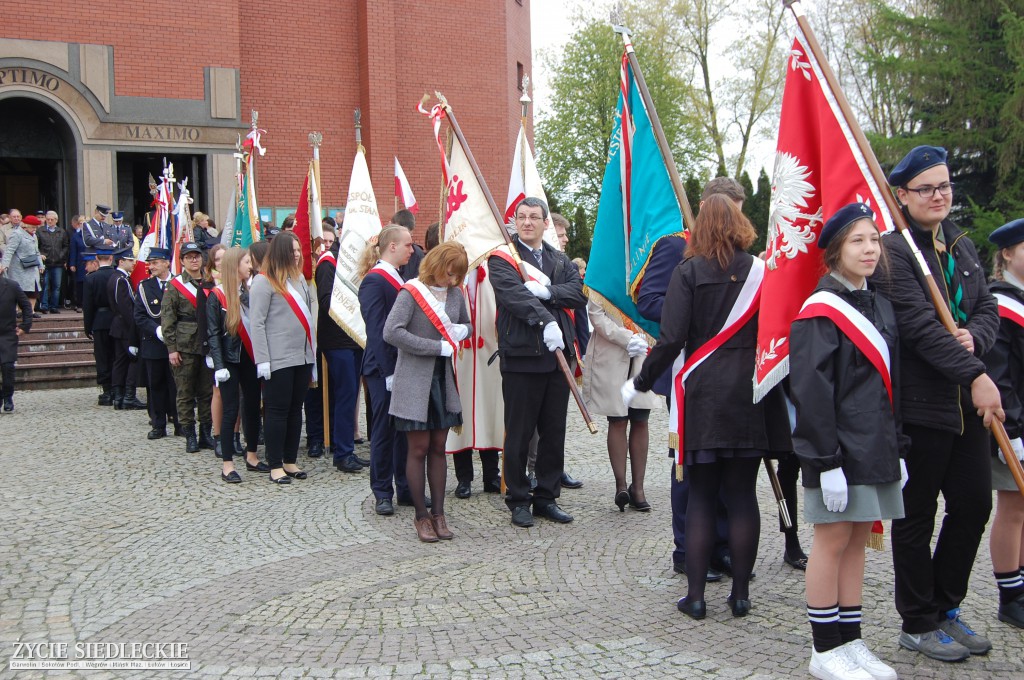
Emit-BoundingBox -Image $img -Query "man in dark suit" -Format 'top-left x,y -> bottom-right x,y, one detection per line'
358,225 -> 414,515
83,247 -> 117,405
133,247 -> 176,439
489,197 -> 587,527
108,247 -> 143,410
0,276 -> 33,412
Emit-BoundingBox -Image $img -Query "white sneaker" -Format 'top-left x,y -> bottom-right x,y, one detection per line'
809,645 -> 874,680
842,639 -> 897,680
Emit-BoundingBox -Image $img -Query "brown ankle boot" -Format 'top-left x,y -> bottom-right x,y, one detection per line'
414,516 -> 438,543
431,514 -> 454,540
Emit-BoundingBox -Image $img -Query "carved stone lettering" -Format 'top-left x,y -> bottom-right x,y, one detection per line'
0,68 -> 61,92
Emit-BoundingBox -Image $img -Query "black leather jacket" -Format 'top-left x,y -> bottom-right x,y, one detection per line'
983,280 -> 1024,440
206,286 -> 247,369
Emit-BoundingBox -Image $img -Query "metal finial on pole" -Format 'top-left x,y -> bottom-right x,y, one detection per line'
250,109 -> 259,130
519,74 -> 532,119
354,109 -> 362,148
309,131 -> 323,160
609,2 -> 626,30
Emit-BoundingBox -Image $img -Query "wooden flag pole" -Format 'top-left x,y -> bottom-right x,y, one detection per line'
430,93 -> 598,434
784,0 -> 1024,498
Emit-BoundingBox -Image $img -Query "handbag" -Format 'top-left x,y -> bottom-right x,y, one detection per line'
19,252 -> 39,267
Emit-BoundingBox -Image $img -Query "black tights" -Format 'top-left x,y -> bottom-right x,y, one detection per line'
685,457 -> 761,602
406,429 -> 449,520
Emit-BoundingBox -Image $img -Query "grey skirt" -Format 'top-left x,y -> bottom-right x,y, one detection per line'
804,481 -> 905,524
394,357 -> 462,432
992,456 -> 1018,492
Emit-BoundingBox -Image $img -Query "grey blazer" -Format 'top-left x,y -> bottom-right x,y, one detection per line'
1,228 -> 42,292
249,274 -> 315,371
384,286 -> 471,422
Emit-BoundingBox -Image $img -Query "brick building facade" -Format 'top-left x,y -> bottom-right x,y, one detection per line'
0,0 -> 532,238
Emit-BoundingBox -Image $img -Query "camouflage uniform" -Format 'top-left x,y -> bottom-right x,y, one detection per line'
160,270 -> 212,429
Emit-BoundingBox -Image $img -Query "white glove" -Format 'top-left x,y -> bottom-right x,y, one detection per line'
155,326 -> 164,343
999,437 -> 1024,465
543,321 -> 564,352
128,346 -> 139,357
256,362 -> 271,380
440,341 -> 454,358
899,459 -> 909,489
449,324 -> 470,342
820,467 -> 848,513
620,379 -> 638,408
214,368 -> 230,385
205,356 -> 214,369
524,280 -> 552,300
626,334 -> 648,358
385,375 -> 394,392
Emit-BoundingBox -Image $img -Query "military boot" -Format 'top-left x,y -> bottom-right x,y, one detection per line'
97,388 -> 113,406
112,386 -> 125,410
184,425 -> 200,453
198,423 -> 216,450
122,387 -> 147,410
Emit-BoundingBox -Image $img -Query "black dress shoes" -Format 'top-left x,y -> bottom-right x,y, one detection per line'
511,505 -> 534,527
335,456 -> 362,473
483,479 -> 501,494
397,495 -> 432,508
672,560 -> 723,582
710,554 -> 755,580
455,481 -> 472,499
147,428 -> 166,440
269,473 -> 292,484
307,441 -> 325,458
354,455 -> 371,467
560,471 -> 584,489
676,597 -> 706,620
221,470 -> 242,484
728,597 -> 751,617
533,504 -> 574,523
375,498 -> 395,516
245,460 -> 271,473
283,469 -> 308,479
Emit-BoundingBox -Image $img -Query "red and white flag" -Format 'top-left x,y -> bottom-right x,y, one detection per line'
753,33 -> 895,401
293,149 -> 324,281
504,125 -> 560,249
394,157 -> 418,214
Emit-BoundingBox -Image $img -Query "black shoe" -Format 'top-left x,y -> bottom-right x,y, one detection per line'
397,495 -> 432,508
97,390 -> 112,406
627,484 -> 651,511
560,471 -> 584,489
173,424 -> 184,437
334,456 -> 362,473
710,554 -> 733,577
511,505 -> 535,527
455,481 -> 472,499
483,479 -> 501,494
283,468 -> 307,480
49,308 -> 59,314
221,470 -> 242,484
728,596 -> 751,617
783,551 -> 808,571
2,397 -> 12,413
999,594 -> 1024,629
112,386 -> 125,410
533,504 -> 574,523
31,312 -> 42,318
354,437 -> 366,445
672,561 -> 723,582
307,441 -> 324,458
615,490 -> 630,512
676,597 -> 706,620
245,460 -> 271,473
354,455 -> 371,467
375,498 -> 394,516
184,426 -> 200,453
269,472 -> 292,485
147,428 -> 166,440
197,424 -> 216,450
233,433 -> 244,455
528,473 -> 538,492
122,388 -> 146,410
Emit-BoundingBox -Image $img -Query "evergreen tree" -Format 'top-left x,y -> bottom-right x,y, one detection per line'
568,205 -> 592,263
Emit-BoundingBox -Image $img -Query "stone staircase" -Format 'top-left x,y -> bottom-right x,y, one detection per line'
16,310 -> 97,390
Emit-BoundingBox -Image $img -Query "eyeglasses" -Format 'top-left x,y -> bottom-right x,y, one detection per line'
903,182 -> 955,199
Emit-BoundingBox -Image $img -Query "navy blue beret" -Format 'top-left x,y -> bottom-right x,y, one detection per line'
989,219 -> 1024,249
114,247 -> 136,261
179,241 -> 202,256
146,247 -> 171,261
888,146 -> 948,186
819,202 -> 875,250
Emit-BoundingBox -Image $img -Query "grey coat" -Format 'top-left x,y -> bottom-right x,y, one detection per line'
384,286 -> 471,422
1,228 -> 42,292
249,275 -> 315,371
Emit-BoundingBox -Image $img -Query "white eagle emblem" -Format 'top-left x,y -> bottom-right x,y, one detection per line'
766,151 -> 821,270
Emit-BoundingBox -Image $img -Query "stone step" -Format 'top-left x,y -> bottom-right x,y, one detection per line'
17,349 -> 95,365
15,371 -> 97,391
20,336 -> 94,352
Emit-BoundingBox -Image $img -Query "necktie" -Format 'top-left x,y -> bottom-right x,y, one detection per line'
533,248 -> 543,269
940,250 -> 967,325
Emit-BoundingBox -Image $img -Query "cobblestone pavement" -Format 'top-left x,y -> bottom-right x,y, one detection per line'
2,387 -> 1023,679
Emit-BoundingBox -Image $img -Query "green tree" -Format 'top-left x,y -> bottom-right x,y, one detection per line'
748,168 -> 772,254
568,205 -> 592,262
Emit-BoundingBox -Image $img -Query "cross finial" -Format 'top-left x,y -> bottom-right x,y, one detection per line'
250,110 -> 259,129
308,132 -> 323,149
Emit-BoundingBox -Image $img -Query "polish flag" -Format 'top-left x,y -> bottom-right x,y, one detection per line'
504,125 -> 560,249
394,157 -> 418,214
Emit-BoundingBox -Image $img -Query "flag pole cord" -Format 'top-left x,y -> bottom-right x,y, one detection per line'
612,26 -> 695,232
435,94 -> 599,434
785,0 -> 1024,498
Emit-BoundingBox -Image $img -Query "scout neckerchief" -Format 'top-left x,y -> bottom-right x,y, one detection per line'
170,273 -> 198,308
211,284 -> 255,361
669,257 -> 765,467
283,279 -> 317,381
933,227 -> 967,326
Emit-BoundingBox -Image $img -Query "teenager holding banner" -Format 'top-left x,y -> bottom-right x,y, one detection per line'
249,232 -> 316,485
790,204 -> 906,680
207,247 -> 269,483
623,195 -> 791,620
384,242 -> 471,542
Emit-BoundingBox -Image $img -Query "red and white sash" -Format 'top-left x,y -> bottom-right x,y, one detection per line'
211,285 -> 255,361
317,251 -> 337,268
170,275 -> 198,308
404,279 -> 461,355
996,293 -> 1024,329
669,258 -> 764,465
795,290 -> 893,407
368,263 -> 403,291
284,280 -> 318,381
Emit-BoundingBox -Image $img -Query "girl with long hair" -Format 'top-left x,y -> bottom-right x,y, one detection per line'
249,232 -> 316,484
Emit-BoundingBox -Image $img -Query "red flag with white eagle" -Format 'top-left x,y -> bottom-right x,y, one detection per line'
394,157 -> 418,214
752,33 -> 895,402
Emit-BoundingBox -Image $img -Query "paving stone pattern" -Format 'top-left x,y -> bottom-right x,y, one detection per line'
2,388 -> 1022,678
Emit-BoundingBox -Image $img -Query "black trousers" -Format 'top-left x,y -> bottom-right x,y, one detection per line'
146,358 -> 175,429
366,373 -> 409,501
262,363 -> 311,469
893,416 -> 992,633
111,337 -> 139,390
453,449 -> 500,485
73,280 -> 84,308
220,353 -> 261,461
501,369 -> 568,510
304,350 -> 324,445
92,329 -> 114,389
776,452 -> 800,533
1,361 -> 14,399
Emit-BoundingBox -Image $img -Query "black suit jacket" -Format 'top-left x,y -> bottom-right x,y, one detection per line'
358,269 -> 400,378
133,276 -> 169,360
108,269 -> 137,343
83,266 -> 116,334
0,278 -> 32,364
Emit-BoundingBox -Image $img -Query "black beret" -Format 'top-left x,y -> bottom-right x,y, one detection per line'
888,146 -> 948,186
819,202 -> 875,250
989,218 -> 1024,250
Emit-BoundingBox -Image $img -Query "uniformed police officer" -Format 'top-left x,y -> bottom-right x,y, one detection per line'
108,247 -> 143,410
83,247 -> 117,405
83,204 -> 113,249
106,211 -> 133,250
134,247 -> 177,439
161,241 -> 214,453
